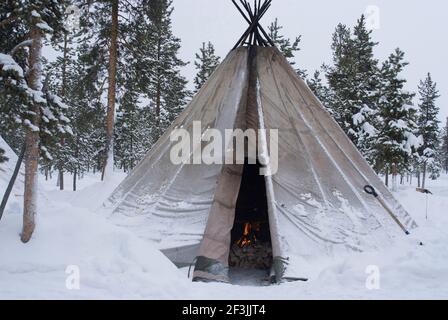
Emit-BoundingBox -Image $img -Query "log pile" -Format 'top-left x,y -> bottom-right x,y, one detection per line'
229,242 -> 273,269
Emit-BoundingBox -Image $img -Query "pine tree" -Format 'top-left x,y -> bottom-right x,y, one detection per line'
0,0 -> 71,242
45,3 -> 78,190
194,41 -> 220,92
133,0 -> 190,141
352,15 -> 381,159
307,69 -> 332,113
66,35 -> 107,188
417,73 -> 441,186
113,16 -> 147,172
67,0 -> 139,180
111,0 -> 190,171
441,117 -> 448,174
0,0 -> 29,152
326,23 -> 352,127
114,86 -> 148,172
373,48 -> 418,186
268,18 -> 307,79
70,1 -> 112,177
326,16 -> 380,161
101,0 -> 119,181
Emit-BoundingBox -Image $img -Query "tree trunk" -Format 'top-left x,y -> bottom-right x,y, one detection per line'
73,167 -> 77,191
101,0 -> 119,181
422,162 -> 427,189
156,80 -> 161,119
58,165 -> 64,190
391,163 -> 397,192
21,27 -> 42,243
73,146 -> 79,191
61,32 -> 68,97
155,38 -> 162,120
130,135 -> 134,170
417,170 -> 421,188
445,155 -> 448,174
385,167 -> 389,187
58,32 -> 69,191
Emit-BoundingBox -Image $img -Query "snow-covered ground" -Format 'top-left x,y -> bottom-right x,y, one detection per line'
1,163 -> 448,299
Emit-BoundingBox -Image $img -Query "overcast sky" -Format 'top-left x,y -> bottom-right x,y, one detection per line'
171,0 -> 448,122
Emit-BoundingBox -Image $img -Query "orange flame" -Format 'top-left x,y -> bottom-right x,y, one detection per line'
236,222 -> 259,248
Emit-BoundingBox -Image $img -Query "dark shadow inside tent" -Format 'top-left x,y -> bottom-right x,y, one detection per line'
229,159 -> 273,283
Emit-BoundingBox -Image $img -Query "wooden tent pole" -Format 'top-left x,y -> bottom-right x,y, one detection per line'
241,0 -> 267,46
240,0 -> 275,47
232,0 -> 271,49
0,144 -> 25,222
231,0 -> 272,47
364,185 -> 410,235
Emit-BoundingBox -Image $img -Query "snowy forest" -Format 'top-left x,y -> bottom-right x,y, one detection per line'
1,0 -> 447,240
1,0 -> 448,300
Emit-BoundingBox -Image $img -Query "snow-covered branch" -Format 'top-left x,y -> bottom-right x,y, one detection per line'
9,40 -> 34,56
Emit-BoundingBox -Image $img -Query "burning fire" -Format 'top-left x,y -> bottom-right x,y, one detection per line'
236,222 -> 260,248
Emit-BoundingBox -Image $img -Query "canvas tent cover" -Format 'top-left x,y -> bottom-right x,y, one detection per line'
105,46 -> 416,281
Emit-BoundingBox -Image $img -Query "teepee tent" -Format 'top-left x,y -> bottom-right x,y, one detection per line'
105,0 -> 416,284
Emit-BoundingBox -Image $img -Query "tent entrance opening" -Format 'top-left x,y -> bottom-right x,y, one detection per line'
229,159 -> 273,271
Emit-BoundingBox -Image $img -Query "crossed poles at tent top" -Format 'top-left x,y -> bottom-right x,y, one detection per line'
232,0 -> 275,49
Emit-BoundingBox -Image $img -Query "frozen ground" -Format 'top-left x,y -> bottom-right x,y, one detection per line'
1,160 -> 448,299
